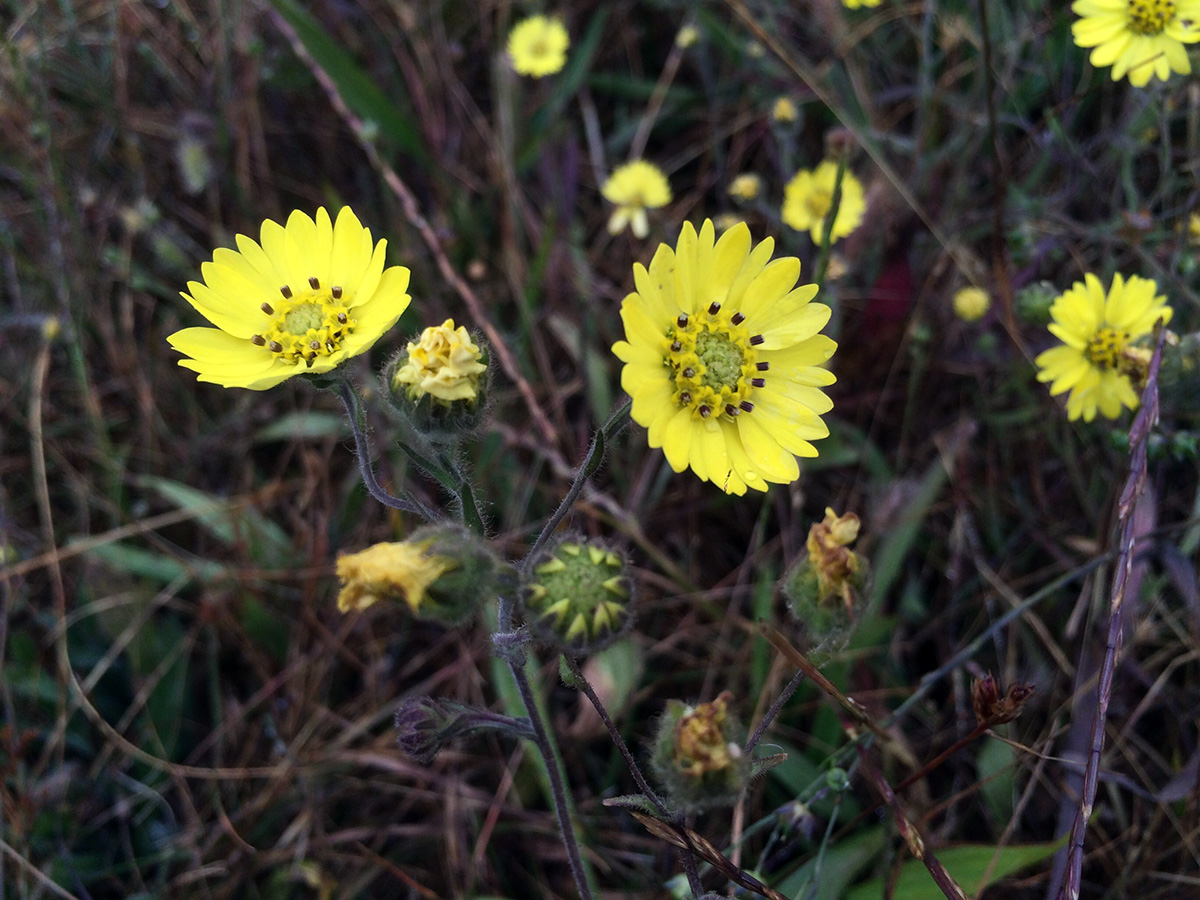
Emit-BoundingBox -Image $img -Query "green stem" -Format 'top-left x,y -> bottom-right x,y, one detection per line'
495,595 -> 597,900
813,154 -> 847,289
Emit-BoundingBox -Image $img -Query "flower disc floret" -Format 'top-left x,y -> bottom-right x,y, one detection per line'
1034,272 -> 1172,421
507,15 -> 570,77
782,161 -> 865,244
168,207 -> 410,390
603,160 -> 672,238
612,220 -> 837,495
1071,0 -> 1200,86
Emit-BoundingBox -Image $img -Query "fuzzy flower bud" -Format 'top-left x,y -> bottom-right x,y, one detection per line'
650,692 -> 749,811
383,319 -> 490,437
523,536 -> 633,654
395,696 -> 535,765
782,508 -> 869,652
336,523 -> 503,625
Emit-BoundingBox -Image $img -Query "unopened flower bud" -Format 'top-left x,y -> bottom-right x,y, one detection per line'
382,319 -> 490,438
650,691 -> 749,811
336,523 -> 503,625
523,536 -> 633,654
395,696 -> 534,765
782,508 -> 869,652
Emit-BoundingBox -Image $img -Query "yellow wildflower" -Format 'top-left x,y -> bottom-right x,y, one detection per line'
168,208 -> 410,390
727,173 -> 763,202
611,220 -> 837,495
843,0 -> 882,7
1034,272 -> 1172,421
782,161 -> 865,244
953,286 -> 991,322
676,24 -> 700,48
1072,0 -> 1200,86
336,540 -> 455,614
771,96 -> 798,123
602,160 -> 672,238
507,15 -> 570,77
392,319 -> 487,403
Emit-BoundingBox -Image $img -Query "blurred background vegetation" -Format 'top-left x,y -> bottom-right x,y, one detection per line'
2,0 -> 1198,898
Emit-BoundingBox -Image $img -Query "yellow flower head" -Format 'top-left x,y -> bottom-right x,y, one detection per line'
727,173 -> 763,202
1034,273 -> 1172,421
336,540 -> 455,614
1188,211 -> 1200,243
393,318 -> 487,403
168,208 -> 410,390
602,160 -> 673,238
771,96 -> 798,123
612,220 -> 837,495
782,161 -> 865,245
953,286 -> 991,322
843,0 -> 882,7
1072,0 -> 1200,86
507,15 -> 570,78
675,24 -> 700,48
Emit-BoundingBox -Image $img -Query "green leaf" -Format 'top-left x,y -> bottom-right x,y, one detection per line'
252,411 -> 347,442
775,825 -> 886,900
269,0 -> 428,162
842,837 -> 1068,900
80,541 -> 225,584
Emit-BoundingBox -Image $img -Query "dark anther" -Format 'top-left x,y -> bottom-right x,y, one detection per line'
739,400 -> 754,412
326,340 -> 336,353
279,285 -> 292,298
677,314 -> 689,328
331,285 -> 343,299
670,340 -> 682,352
683,367 -> 695,378
679,391 -> 692,404
731,312 -> 745,325
251,334 -> 266,346
725,404 -> 740,417
337,312 -> 348,325
708,301 -> 721,315
268,340 -> 283,353
751,377 -> 765,388
698,405 -> 711,418
756,361 -> 769,371
749,334 -> 765,346
261,302 -> 275,314
309,276 -> 320,289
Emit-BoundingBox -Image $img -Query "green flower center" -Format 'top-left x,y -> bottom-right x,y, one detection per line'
1127,0 -> 1176,35
1085,326 -> 1129,371
252,278 -> 355,366
664,304 -> 766,420
806,187 -> 833,221
527,542 -> 630,646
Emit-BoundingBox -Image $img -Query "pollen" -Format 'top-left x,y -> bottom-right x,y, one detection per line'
255,280 -> 355,367
1127,0 -> 1176,35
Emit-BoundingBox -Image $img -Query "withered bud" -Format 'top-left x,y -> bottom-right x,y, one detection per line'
971,673 -> 1034,726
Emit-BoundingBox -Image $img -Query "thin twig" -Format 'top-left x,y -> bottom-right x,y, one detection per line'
270,9 -> 557,448
1057,328 -> 1167,900
745,669 -> 808,756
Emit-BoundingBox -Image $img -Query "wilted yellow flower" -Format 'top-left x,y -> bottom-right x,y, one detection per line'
953,286 -> 991,322
168,208 -> 410,390
771,96 -> 798,123
392,319 -> 487,403
727,173 -> 763,202
602,160 -> 672,238
782,160 -> 865,244
1072,0 -> 1200,86
1034,273 -> 1172,421
507,15 -> 570,77
676,24 -> 700,48
673,692 -> 736,777
336,540 -> 455,614
806,508 -> 862,615
611,220 -> 836,495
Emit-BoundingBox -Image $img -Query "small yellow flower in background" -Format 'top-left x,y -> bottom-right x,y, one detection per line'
1071,0 -> 1200,87
392,319 -> 487,403
168,208 -> 410,390
336,540 -> 455,614
675,24 -> 700,48
953,286 -> 991,322
771,96 -> 798,123
611,220 -> 837,495
507,15 -> 570,77
843,0 -> 882,7
782,160 -> 866,244
1188,212 -> 1200,243
1034,273 -> 1172,421
727,173 -> 763,202
602,160 -> 672,238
